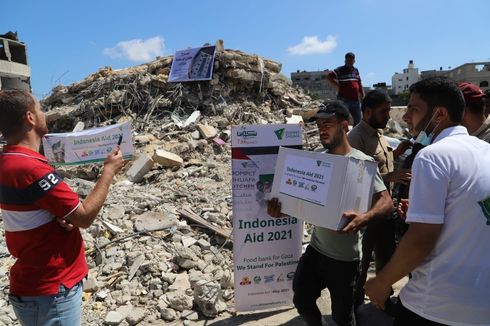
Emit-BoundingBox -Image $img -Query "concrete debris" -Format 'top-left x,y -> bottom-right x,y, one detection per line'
126,154 -> 154,183
126,307 -> 146,325
196,123 -> 218,139
104,311 -> 125,325
0,40 -> 411,325
73,121 -> 85,132
83,276 -> 100,293
153,149 -> 183,168
133,211 -> 178,232
166,291 -> 194,312
193,280 -> 227,317
159,307 -> 177,321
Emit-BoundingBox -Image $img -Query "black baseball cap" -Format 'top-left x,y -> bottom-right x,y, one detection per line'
309,100 -> 350,122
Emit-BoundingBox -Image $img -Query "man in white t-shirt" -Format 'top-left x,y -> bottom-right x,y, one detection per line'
365,77 -> 490,326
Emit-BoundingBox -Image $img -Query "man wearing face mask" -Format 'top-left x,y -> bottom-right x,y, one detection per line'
365,77 -> 490,325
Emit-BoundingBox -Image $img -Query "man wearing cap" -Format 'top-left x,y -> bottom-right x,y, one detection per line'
347,90 -> 413,307
459,82 -> 490,143
327,52 -> 365,126
268,100 -> 392,326
365,77 -> 490,325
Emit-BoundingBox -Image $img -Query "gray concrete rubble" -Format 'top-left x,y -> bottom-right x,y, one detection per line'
0,40 -> 409,325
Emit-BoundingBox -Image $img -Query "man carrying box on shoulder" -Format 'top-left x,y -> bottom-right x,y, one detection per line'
267,100 -> 392,326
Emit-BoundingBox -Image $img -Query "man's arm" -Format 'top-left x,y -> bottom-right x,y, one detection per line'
382,168 -> 411,185
358,75 -> 365,99
326,70 -> 339,89
392,140 -> 412,159
342,189 -> 392,233
365,222 -> 442,308
65,147 -> 124,228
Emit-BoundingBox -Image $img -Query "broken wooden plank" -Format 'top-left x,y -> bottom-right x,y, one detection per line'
128,255 -> 145,281
177,206 -> 231,238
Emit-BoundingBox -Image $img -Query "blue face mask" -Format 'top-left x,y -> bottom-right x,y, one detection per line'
415,130 -> 433,146
414,111 -> 441,146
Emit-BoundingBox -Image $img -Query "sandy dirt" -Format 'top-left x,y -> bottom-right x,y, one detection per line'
182,273 -> 408,326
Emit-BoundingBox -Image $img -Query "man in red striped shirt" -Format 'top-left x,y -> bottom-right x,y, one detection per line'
327,52 -> 365,126
0,90 -> 123,325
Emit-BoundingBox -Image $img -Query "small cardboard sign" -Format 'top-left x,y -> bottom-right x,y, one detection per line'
42,121 -> 134,165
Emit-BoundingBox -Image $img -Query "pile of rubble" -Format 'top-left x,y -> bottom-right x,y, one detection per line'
41,40 -> 319,134
0,41 -> 323,325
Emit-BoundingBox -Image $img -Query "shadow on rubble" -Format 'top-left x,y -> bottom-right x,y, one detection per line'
201,302 -> 393,326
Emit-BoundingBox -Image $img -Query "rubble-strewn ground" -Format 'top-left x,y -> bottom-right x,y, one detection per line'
0,42 -> 408,325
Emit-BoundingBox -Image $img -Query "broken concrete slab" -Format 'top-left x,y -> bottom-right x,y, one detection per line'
126,154 -> 154,183
153,149 -> 183,168
196,124 -> 218,139
133,211 -> 178,232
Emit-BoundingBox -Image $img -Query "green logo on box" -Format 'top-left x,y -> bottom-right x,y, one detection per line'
274,128 -> 285,140
478,197 -> 490,225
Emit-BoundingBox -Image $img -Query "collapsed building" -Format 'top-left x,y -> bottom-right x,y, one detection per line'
0,32 -> 31,91
0,41 -> 327,325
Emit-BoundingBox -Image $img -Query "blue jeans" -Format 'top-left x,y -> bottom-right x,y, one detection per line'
9,281 -> 83,326
340,98 -> 362,126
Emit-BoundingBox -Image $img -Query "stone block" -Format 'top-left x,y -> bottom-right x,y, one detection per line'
126,154 -> 154,183
104,311 -> 124,325
72,121 -> 85,132
133,211 -> 178,232
196,124 -> 218,139
153,149 -> 183,168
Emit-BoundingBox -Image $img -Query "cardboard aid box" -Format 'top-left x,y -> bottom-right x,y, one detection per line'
270,147 -> 377,230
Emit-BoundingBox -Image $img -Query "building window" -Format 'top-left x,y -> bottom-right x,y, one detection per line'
480,81 -> 489,87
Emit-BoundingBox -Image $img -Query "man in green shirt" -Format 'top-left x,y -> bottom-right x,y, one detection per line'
268,101 -> 392,326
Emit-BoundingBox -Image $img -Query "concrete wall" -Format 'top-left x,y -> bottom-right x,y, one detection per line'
291,70 -> 337,101
0,37 -> 30,90
421,62 -> 490,92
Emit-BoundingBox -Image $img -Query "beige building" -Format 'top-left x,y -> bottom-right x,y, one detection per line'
0,32 -> 31,91
421,61 -> 490,91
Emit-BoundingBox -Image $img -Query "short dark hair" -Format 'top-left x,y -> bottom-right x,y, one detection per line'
345,52 -> 355,59
361,90 -> 391,112
466,100 -> 485,115
0,90 -> 34,138
409,77 -> 465,123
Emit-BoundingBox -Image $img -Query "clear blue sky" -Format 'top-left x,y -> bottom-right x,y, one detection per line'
3,0 -> 490,98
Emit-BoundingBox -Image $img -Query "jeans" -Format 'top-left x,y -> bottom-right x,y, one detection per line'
340,98 -> 362,126
394,299 -> 448,326
9,281 -> 83,326
293,245 -> 359,326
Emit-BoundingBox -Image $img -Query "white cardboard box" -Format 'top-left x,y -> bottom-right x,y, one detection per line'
270,147 -> 377,230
